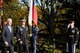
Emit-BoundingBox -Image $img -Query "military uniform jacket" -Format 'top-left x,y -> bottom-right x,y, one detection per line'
67,27 -> 79,44
32,26 -> 38,40
17,26 -> 28,45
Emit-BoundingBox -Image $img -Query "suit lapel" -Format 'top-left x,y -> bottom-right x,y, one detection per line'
11,26 -> 13,34
7,25 -> 13,34
7,25 -> 11,33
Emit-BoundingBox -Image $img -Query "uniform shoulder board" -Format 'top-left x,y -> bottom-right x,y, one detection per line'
75,27 -> 79,34
19,27 -> 23,31
77,31 -> 79,34
74,27 -> 78,31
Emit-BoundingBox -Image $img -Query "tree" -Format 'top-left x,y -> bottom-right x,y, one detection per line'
3,0 -> 28,27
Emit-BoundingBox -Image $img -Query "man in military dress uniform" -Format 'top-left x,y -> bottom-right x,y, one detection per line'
67,21 -> 79,53
31,21 -> 38,53
16,18 -> 29,53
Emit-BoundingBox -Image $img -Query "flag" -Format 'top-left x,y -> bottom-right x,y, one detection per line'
32,0 -> 38,26
28,0 -> 38,26
28,0 -> 33,26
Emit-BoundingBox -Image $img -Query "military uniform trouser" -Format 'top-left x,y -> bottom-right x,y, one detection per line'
18,44 -> 28,53
68,43 -> 74,53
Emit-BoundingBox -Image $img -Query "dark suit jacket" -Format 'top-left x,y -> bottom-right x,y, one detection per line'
2,25 -> 14,46
17,26 -> 28,45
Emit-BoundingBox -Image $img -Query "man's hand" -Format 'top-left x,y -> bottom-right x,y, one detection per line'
75,43 -> 77,45
18,38 -> 21,41
75,41 -> 78,45
5,42 -> 9,47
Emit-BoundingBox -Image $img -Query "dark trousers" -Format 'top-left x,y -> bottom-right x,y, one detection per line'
68,42 -> 74,53
31,39 -> 37,53
18,45 -> 28,53
2,45 -> 14,53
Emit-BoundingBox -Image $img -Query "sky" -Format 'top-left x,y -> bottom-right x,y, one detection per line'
18,0 -> 41,6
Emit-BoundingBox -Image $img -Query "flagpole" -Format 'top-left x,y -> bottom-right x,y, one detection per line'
28,0 -> 33,37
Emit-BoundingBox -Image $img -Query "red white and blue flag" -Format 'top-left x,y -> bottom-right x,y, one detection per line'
28,0 -> 33,26
32,0 -> 38,26
28,0 -> 38,26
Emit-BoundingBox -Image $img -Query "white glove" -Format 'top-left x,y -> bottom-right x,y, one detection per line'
20,41 -> 23,44
18,39 -> 21,41
5,42 -> 9,47
67,24 -> 71,28
30,34 -> 32,37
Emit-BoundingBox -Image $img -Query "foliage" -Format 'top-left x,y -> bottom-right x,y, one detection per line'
3,0 -> 28,28
1,0 -> 80,53
76,49 -> 80,53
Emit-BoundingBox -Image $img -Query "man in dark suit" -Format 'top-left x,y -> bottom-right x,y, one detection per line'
2,18 -> 14,53
16,18 -> 29,53
66,20 -> 79,53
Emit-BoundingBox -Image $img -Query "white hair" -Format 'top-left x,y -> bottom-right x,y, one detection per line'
7,18 -> 12,21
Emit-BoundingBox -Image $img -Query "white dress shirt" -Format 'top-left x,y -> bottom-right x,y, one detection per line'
8,25 -> 12,33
